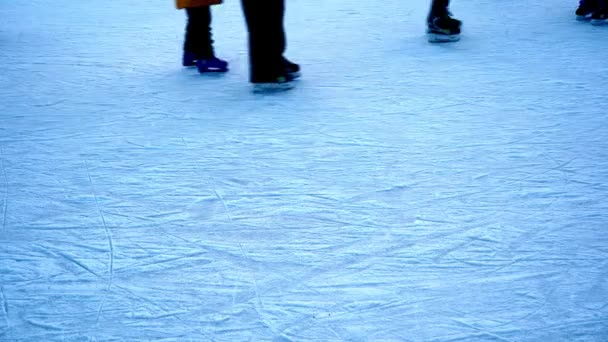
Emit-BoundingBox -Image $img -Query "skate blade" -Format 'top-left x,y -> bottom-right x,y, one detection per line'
591,19 -> 608,26
576,14 -> 593,21
252,82 -> 294,94
288,71 -> 301,79
427,33 -> 460,43
198,67 -> 229,73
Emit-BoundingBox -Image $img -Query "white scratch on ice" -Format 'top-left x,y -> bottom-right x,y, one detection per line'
84,159 -> 115,324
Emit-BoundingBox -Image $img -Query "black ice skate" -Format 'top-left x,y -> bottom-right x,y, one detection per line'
427,11 -> 462,43
576,1 -> 598,21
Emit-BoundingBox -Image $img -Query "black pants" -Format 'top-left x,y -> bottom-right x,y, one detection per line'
184,6 -> 214,58
428,0 -> 451,22
430,0 -> 450,13
241,0 -> 286,82
580,0 -> 607,8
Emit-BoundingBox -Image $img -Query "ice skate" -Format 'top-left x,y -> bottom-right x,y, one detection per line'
427,11 -> 462,43
196,56 -> 229,73
576,1 -> 599,21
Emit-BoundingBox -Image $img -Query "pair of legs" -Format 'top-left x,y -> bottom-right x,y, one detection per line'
184,0 -> 296,86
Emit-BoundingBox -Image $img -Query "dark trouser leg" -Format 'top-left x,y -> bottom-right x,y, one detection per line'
241,0 -> 286,82
580,0 -> 598,7
428,0 -> 450,20
184,6 -> 214,58
431,0 -> 450,11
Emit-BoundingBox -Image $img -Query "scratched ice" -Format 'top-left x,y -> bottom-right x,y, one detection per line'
1,0 -> 607,341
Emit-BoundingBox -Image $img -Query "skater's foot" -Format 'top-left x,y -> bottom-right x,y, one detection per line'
576,3 -> 598,21
196,57 -> 229,73
427,11 -> 462,43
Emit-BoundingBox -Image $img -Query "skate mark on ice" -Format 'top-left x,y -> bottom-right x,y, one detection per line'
0,286 -> 9,336
316,129 -> 399,150
214,189 -> 233,222
127,307 -> 190,321
189,145 -> 233,223
432,238 -> 478,263
113,250 -> 213,274
0,147 -> 7,231
238,243 -> 287,340
84,159 -> 115,324
55,250 -> 102,278
23,318 -> 62,332
31,99 -> 67,108
112,283 -> 170,314
158,230 -> 259,270
493,271 -> 562,329
546,155 -> 575,187
125,140 -> 147,148
407,159 -> 577,213
414,216 -> 458,225
247,236 -> 414,336
444,319 -> 517,342
154,228 -> 282,315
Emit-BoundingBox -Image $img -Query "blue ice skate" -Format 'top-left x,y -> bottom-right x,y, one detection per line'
196,57 -> 229,73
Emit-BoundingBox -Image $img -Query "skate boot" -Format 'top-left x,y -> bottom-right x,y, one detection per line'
196,56 -> 229,73
576,0 -> 599,21
427,11 -> 462,43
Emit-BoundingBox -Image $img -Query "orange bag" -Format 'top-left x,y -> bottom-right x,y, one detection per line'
175,0 -> 222,9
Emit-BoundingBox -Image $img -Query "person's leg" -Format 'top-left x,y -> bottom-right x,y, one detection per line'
184,6 -> 228,72
184,7 -> 214,60
241,0 -> 287,82
429,0 -> 450,18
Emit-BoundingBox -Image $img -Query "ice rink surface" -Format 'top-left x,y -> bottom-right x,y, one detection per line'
1,0 -> 607,341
